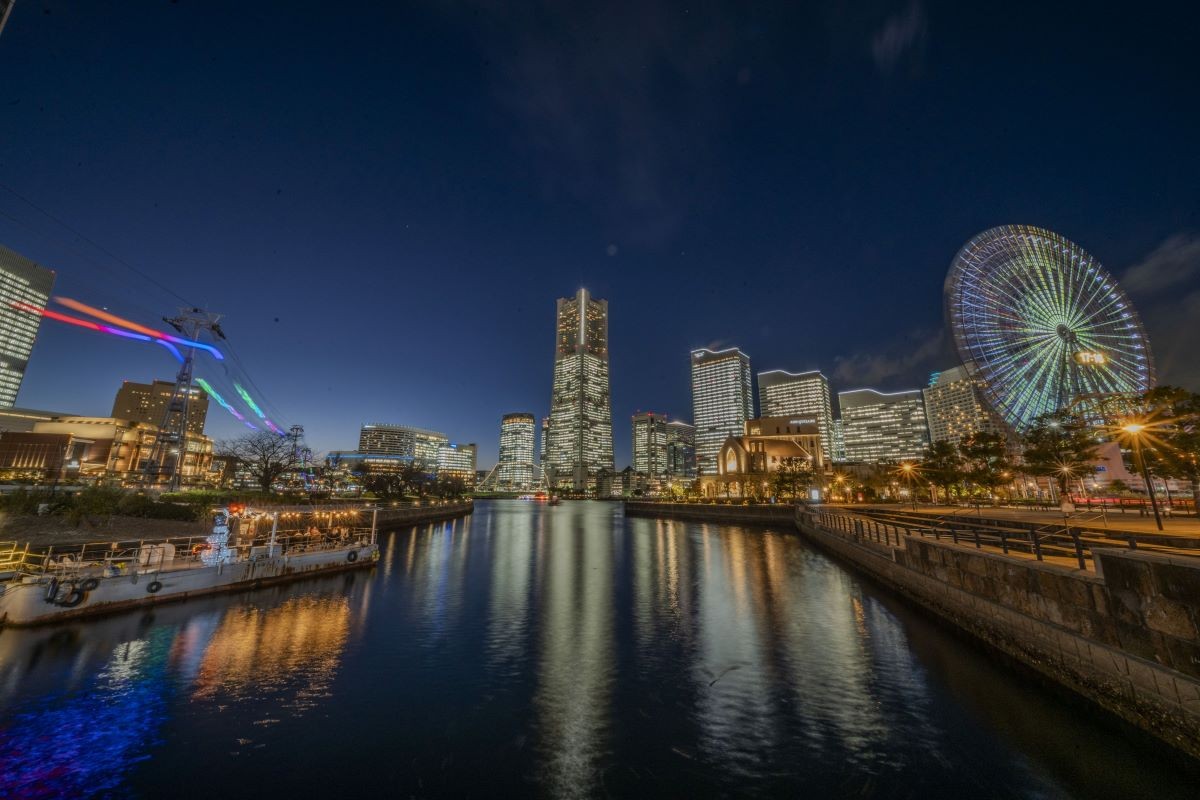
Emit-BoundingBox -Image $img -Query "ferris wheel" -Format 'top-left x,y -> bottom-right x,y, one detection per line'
945,225 -> 1154,432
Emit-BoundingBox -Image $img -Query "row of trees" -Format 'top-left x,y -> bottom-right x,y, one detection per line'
904,386 -> 1200,504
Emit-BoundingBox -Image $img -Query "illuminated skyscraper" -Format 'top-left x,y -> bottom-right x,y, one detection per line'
436,442 -> 477,484
690,348 -> 753,475
539,416 -> 549,468
497,412 -> 536,489
665,419 -> 696,479
757,369 -> 834,463
839,388 -> 930,463
631,412 -> 669,476
922,363 -> 1006,445
546,289 -> 614,491
112,379 -> 208,435
0,244 -> 55,408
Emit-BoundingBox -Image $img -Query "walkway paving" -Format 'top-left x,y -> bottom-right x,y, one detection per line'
853,504 -> 1200,538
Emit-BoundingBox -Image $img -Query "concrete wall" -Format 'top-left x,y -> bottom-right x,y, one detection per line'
624,501 -> 797,526
375,501 -> 473,529
796,510 -> 1200,759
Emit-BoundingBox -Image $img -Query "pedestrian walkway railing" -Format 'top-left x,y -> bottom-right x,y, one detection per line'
806,507 -> 1200,572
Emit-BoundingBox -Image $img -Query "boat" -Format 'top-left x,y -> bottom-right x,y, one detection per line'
547,495 -> 561,506
0,505 -> 380,627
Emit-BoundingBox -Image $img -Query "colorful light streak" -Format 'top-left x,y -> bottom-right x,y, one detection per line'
195,378 -> 254,428
233,383 -> 283,433
54,297 -> 225,360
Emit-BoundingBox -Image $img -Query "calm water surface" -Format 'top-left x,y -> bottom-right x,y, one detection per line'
0,500 -> 1195,798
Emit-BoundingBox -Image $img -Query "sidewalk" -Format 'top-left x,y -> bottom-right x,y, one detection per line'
870,504 -> 1200,538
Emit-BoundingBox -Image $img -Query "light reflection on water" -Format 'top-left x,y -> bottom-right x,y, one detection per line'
0,500 -> 1196,799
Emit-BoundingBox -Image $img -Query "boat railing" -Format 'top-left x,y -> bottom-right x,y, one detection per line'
2,525 -> 377,582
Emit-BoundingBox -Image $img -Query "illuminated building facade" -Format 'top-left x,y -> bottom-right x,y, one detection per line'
839,388 -> 930,463
700,416 -> 824,497
757,369 -> 834,465
539,416 -> 549,467
437,442 -> 477,484
665,419 -> 696,479
832,418 -> 846,462
546,289 -> 614,492
922,363 -> 1006,445
0,244 -> 55,408
631,412 -> 669,477
497,412 -> 536,489
112,379 -> 208,435
691,347 -> 753,475
358,423 -> 448,469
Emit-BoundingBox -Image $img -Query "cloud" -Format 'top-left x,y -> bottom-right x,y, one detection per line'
871,2 -> 928,74
1121,233 -> 1200,390
1121,233 -> 1200,294
833,328 -> 947,388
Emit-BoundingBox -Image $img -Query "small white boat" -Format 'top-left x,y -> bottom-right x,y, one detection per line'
0,505 -> 380,627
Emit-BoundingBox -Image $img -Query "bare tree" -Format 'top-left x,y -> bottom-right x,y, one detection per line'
219,430 -> 299,493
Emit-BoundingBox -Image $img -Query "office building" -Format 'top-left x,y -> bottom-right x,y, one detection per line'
497,412 -> 536,489
690,347 -> 753,475
923,363 -> 1006,445
832,418 -> 846,462
665,419 -> 696,479
539,416 -> 549,468
112,379 -> 208,435
757,369 -> 834,464
437,442 -> 477,484
358,423 -> 448,468
0,244 -> 55,408
546,288 -> 614,491
839,388 -> 930,463
631,412 -> 669,477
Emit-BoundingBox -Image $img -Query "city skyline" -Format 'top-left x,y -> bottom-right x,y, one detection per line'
1,3 -> 1198,467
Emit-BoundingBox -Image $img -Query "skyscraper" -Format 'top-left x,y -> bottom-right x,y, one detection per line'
631,412 -> 669,476
112,379 -> 208,435
665,419 -> 697,479
497,412 -> 536,489
839,388 -> 930,463
0,244 -> 55,408
690,347 -> 753,475
546,288 -> 614,491
436,442 -> 477,484
757,369 -> 834,464
539,416 -> 549,469
923,364 -> 1006,445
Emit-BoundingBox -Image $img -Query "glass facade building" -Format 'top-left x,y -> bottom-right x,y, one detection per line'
839,388 -> 930,463
497,412 -> 536,489
923,363 -> 1006,446
665,419 -> 696,479
690,348 -> 753,475
757,369 -> 834,464
0,244 -> 55,408
358,423 -> 448,469
436,442 -> 477,483
546,289 -> 614,491
631,412 -> 669,477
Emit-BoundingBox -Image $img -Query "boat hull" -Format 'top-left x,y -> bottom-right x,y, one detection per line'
0,544 -> 379,627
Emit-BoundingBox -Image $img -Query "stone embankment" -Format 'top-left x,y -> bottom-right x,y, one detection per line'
623,500 -> 1200,759
374,500 -> 474,529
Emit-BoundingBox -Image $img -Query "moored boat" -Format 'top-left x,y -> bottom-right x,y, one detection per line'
0,505 -> 380,627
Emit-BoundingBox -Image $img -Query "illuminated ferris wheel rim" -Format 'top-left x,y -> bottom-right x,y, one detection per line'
944,224 -> 1154,432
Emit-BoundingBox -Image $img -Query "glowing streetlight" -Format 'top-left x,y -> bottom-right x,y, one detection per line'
899,462 -> 917,510
1121,420 -> 1163,531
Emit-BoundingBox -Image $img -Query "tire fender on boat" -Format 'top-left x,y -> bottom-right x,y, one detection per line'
346,550 -> 359,563
59,587 -> 85,607
81,577 -> 99,591
147,580 -> 163,594
43,578 -> 60,604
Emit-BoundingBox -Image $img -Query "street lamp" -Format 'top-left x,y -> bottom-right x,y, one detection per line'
900,462 -> 917,510
1122,422 -> 1164,531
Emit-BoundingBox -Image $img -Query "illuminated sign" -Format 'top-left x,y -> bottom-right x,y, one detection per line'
788,418 -> 818,426
1074,351 -> 1108,365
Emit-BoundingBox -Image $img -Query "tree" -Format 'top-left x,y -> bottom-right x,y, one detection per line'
921,441 -> 963,503
219,430 -> 300,493
1021,410 -> 1102,495
770,457 -> 814,500
1137,386 -> 1200,505
959,432 -> 1013,502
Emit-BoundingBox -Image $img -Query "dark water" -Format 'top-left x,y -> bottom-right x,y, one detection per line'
0,501 -> 1194,799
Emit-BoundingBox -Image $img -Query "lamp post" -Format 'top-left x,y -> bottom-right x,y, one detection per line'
1123,423 -> 1163,531
901,462 -> 917,510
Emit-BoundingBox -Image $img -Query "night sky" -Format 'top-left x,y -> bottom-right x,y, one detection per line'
1,1 -> 1198,468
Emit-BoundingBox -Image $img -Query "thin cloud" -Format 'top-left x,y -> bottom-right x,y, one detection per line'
1121,233 -> 1200,390
833,328 -> 947,388
1122,233 -> 1200,294
871,2 -> 928,74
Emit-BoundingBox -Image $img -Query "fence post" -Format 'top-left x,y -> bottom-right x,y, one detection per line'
950,527 -> 958,545
1000,530 -> 1009,554
1030,530 -> 1043,561
1070,530 -> 1086,571
973,529 -> 981,549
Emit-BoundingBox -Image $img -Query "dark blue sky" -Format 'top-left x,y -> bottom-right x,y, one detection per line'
1,1 -> 1198,467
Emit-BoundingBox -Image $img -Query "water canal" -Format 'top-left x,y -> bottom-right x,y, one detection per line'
0,500 -> 1194,798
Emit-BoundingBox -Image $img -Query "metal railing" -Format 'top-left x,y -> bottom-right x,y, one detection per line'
807,507 -> 1200,572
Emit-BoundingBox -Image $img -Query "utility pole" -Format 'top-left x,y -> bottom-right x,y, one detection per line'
144,308 -> 224,492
